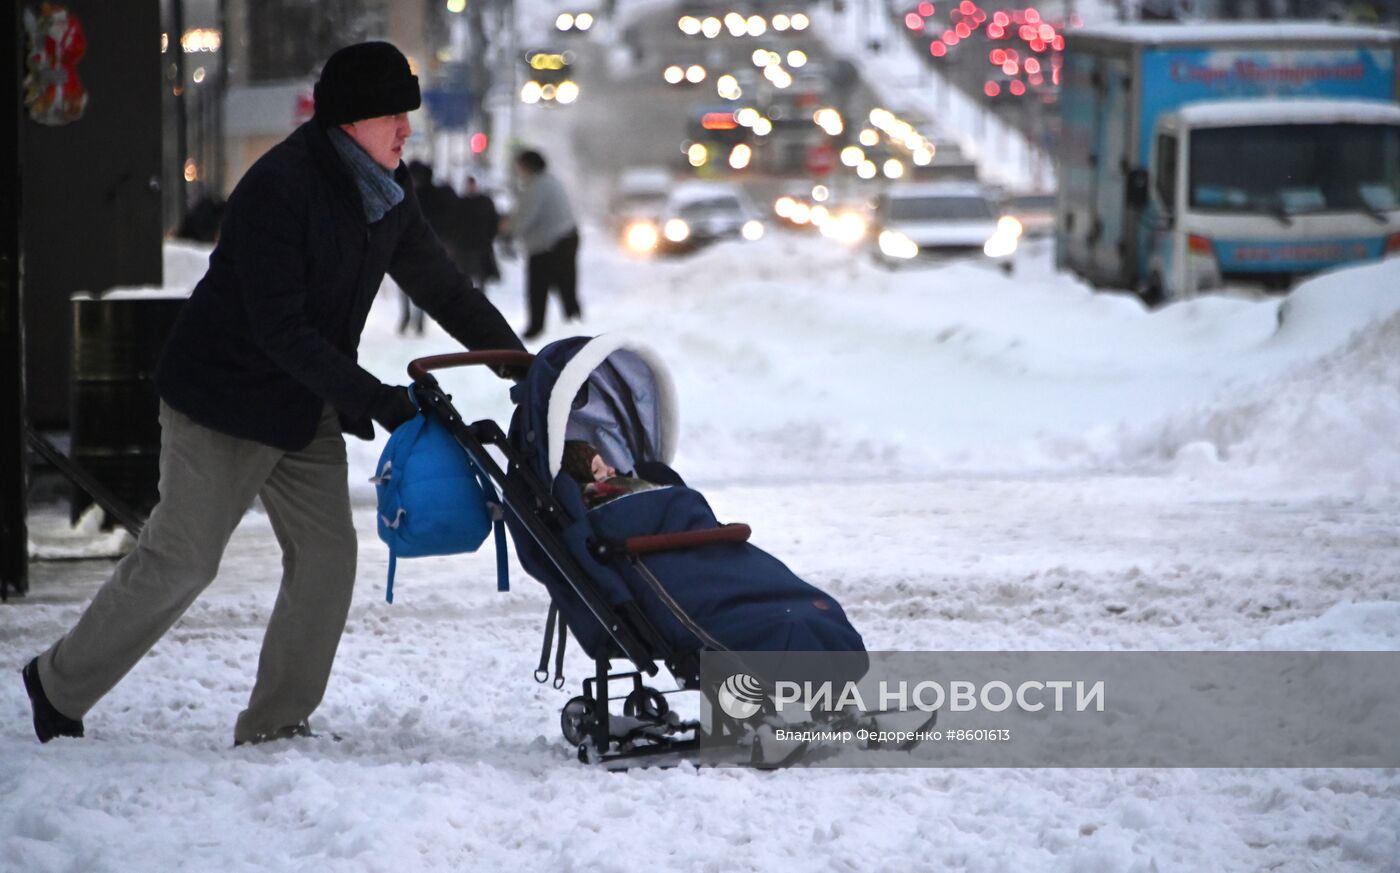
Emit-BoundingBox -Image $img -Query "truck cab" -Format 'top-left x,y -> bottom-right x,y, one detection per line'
1056,23 -> 1400,304
1146,99 -> 1400,300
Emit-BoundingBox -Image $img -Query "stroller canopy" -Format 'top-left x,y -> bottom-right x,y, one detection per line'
515,335 -> 679,482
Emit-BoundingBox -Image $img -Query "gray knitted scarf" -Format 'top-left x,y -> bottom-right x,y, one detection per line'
327,126 -> 404,223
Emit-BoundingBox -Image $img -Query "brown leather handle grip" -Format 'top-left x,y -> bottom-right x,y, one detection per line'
625,523 -> 752,556
408,351 -> 535,382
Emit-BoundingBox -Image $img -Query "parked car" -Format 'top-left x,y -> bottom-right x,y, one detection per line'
869,182 -> 1021,270
1002,192 -> 1058,238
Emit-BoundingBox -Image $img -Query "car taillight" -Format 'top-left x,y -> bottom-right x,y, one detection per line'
1187,234 -> 1213,256
1385,232 -> 1400,256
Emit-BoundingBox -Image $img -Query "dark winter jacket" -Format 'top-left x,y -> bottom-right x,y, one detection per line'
155,121 -> 524,451
458,193 -> 501,280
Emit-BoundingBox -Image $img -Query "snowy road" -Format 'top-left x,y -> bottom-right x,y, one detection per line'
8,472 -> 1400,872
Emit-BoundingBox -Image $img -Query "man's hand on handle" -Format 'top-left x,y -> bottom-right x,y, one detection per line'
370,385 -> 418,433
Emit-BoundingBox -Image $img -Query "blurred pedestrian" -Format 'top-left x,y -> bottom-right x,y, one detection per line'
20,41 -> 526,748
506,149 -> 580,340
175,186 -> 227,243
402,160 -> 457,335
457,175 -> 501,289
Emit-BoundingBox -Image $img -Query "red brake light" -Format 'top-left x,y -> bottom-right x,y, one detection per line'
701,112 -> 737,131
1385,232 -> 1400,255
1187,234 -> 1213,256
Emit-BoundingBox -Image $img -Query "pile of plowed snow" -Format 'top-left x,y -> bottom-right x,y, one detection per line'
1129,260 -> 1400,491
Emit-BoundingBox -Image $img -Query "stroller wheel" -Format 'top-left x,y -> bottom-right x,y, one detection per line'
561,696 -> 594,747
623,687 -> 669,721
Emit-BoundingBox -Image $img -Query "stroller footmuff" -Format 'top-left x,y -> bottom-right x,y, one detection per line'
405,336 -> 869,767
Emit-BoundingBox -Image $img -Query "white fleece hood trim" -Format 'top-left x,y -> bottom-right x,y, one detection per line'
546,335 -> 679,479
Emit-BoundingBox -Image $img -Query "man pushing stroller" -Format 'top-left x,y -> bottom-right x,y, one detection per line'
20,41 -> 525,746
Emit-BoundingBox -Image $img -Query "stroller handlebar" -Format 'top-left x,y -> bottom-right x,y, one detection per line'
407,351 -> 535,383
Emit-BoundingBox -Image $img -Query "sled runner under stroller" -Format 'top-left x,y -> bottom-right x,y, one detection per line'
404,337 -> 906,768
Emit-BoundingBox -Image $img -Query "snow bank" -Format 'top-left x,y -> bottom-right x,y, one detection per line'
346,232 -> 1399,497
1112,260 -> 1400,493
163,240 -> 214,294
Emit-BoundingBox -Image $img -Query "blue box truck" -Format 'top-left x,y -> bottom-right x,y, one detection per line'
1056,23 -> 1400,303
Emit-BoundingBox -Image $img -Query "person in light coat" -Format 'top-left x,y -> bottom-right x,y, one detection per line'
507,149 -> 580,339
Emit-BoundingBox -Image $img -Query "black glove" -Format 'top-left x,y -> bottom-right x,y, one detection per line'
369,385 -> 418,433
493,363 -> 529,383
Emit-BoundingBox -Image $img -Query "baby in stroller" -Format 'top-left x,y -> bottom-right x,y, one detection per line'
561,439 -> 665,507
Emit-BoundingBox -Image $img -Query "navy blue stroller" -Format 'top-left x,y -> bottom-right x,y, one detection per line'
407,336 -> 866,766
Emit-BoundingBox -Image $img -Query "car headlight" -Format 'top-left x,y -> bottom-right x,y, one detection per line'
983,229 -> 1018,258
741,219 -> 764,241
521,81 -> 543,104
556,80 -> 580,104
878,229 -> 919,259
822,212 -> 867,245
664,218 -> 690,243
624,221 -> 659,254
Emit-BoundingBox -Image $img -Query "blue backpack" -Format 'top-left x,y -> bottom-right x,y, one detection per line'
373,400 -> 508,603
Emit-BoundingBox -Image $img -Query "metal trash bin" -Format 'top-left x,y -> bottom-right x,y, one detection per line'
70,290 -> 185,524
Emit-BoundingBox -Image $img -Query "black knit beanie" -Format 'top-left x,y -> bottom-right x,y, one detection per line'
313,41 -> 421,126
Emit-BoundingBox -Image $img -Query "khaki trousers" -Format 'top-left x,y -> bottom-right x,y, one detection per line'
38,401 -> 358,744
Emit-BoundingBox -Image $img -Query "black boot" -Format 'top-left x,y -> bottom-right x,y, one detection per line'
21,658 -> 85,743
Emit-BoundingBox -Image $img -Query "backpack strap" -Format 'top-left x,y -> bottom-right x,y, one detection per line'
463,448 -> 510,594
386,548 -> 398,604
378,395 -> 427,605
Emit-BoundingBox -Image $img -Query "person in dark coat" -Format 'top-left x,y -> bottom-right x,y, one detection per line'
401,160 -> 455,335
457,175 -> 501,288
19,41 -> 526,747
407,166 -> 500,293
175,188 -> 227,243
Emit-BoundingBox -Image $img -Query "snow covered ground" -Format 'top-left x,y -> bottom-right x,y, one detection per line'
6,227 -> 1399,872
8,12 -> 1400,865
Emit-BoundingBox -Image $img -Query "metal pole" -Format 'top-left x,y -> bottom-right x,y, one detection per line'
506,0 -> 518,149
2,0 -> 28,599
467,0 -> 491,144
213,0 -> 228,197
170,0 -> 188,229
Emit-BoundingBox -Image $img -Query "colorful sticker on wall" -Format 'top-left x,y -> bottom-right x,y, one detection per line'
24,3 -> 88,126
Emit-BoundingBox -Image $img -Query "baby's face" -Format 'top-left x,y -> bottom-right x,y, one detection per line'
590,454 -> 615,481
